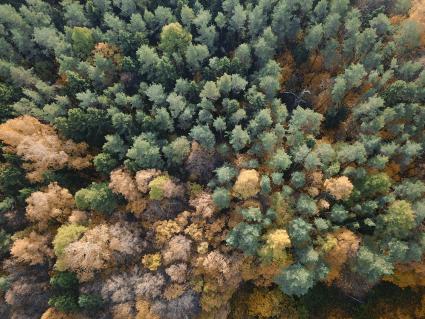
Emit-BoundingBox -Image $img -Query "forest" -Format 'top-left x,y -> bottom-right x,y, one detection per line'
0,0 -> 424,318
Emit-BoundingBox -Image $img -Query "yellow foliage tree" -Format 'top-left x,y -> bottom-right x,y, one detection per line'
233,169 -> 260,199
259,229 -> 291,264
383,258 -> 425,288
324,229 -> 360,283
142,253 -> 162,271
247,288 -> 283,318
112,303 -> 135,319
41,308 -> 88,319
155,220 -> 182,244
135,299 -> 160,319
324,176 -> 354,200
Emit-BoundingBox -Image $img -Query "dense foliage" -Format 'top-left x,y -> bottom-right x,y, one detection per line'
0,0 -> 424,318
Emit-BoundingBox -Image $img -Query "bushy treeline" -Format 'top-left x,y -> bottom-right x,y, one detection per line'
0,0 -> 424,318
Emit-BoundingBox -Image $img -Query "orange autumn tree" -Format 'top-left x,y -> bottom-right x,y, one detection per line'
0,116 -> 92,182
